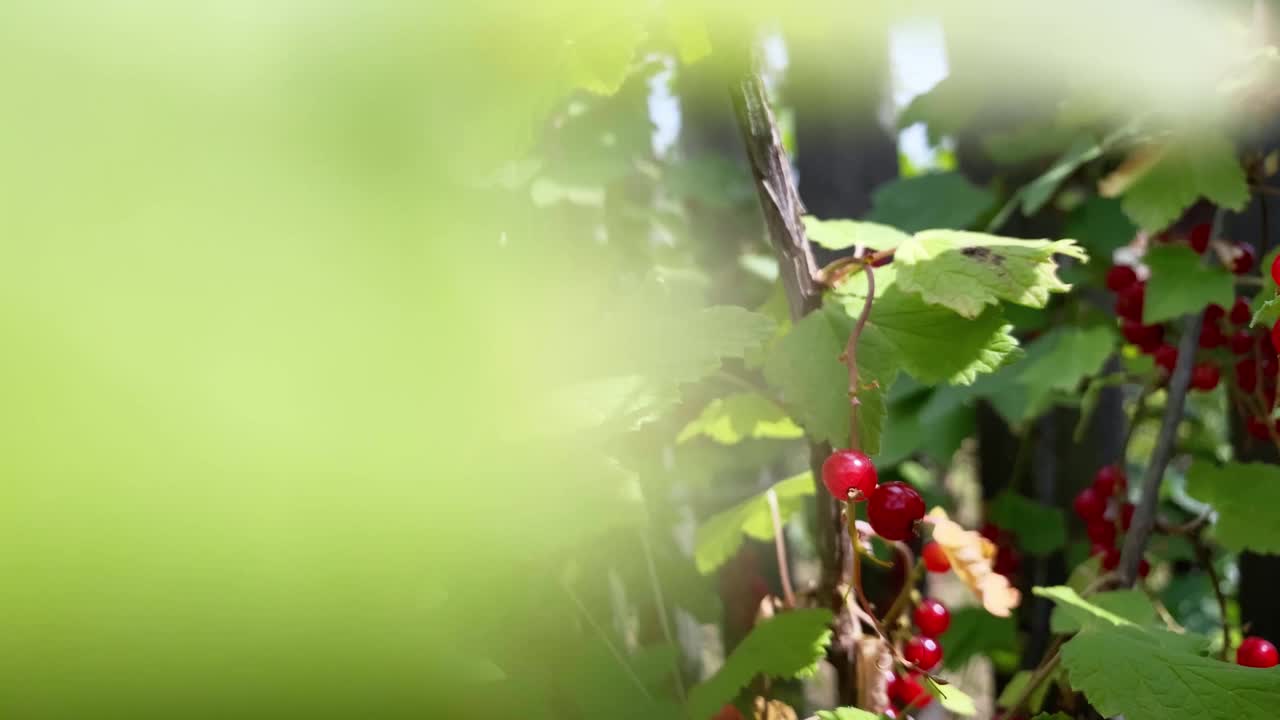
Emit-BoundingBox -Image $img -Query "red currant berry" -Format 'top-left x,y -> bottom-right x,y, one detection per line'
1120,502 -> 1135,531
1231,297 -> 1252,325
1191,363 -> 1221,392
867,482 -> 925,541
1086,520 -> 1117,546
1093,465 -> 1126,497
1263,353 -> 1278,379
891,673 -> 932,709
1090,542 -> 1110,558
1232,243 -> 1257,274
1236,357 -> 1259,393
1105,264 -> 1139,292
1188,222 -> 1211,253
913,599 -> 951,637
922,542 -> 950,573
1138,558 -> 1151,578
1271,319 -> 1280,359
1115,282 -> 1145,322
1073,487 -> 1107,522
1205,303 -> 1227,323
979,522 -> 1007,545
1231,330 -> 1255,354
1272,253 -> 1280,287
904,636 -> 943,671
822,450 -> 878,502
1237,636 -> 1280,668
1154,344 -> 1178,374
1248,415 -> 1271,440
1200,320 -> 1226,349
1102,546 -> 1121,571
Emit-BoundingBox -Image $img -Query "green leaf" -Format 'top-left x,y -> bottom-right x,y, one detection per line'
816,709 -> 880,720
763,310 -> 855,450
1063,197 -> 1137,259
842,285 -> 1022,386
997,670 -> 1055,713
1142,245 -> 1235,324
941,607 -> 1019,669
564,12 -> 646,96
1119,133 -> 1248,231
894,230 -> 1087,318
686,609 -> 834,720
665,7 -> 710,64
925,679 -> 977,716
1059,624 -> 1280,720
694,472 -> 815,574
1018,135 -> 1103,215
677,393 -> 803,445
1030,715 -> 1073,720
1017,326 -> 1117,393
803,217 -> 910,251
984,122 -> 1083,166
1035,586 -> 1211,654
897,76 -> 985,145
1049,589 -> 1157,634
1186,461 -> 1280,554
866,173 -> 995,234
1251,295 -> 1280,329
987,491 -> 1067,555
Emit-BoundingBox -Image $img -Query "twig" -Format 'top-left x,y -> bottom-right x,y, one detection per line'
638,531 -> 688,702
1191,529 -> 1232,660
1144,585 -> 1187,633
767,487 -> 797,608
998,645 -> 1062,720
841,263 -> 876,452
880,558 -> 924,630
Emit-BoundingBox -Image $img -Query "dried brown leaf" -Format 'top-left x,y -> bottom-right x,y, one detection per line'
927,508 -> 1021,617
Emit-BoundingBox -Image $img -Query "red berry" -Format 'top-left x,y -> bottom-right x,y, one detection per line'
914,599 -> 951,637
1264,353 -> 1278,379
1188,222 -> 1212,253
1138,558 -> 1151,578
1248,415 -> 1271,440
1231,330 -> 1255,354
979,523 -> 1003,543
1105,264 -> 1139,292
891,673 -> 933,709
1089,542 -> 1110,558
921,542 -> 950,573
713,705 -> 745,720
1073,487 -> 1107,522
1237,636 -> 1280,668
1232,243 -> 1257,274
1121,321 -> 1164,352
994,545 -> 1021,577
1191,363 -> 1221,391
1154,344 -> 1178,373
867,482 -> 925,541
1236,357 -> 1259,393
1121,502 -> 1135,530
1200,319 -> 1226,349
1102,546 -> 1121,571
1093,465 -> 1126,497
1272,253 -> 1280,287
1232,297 -> 1252,325
1086,520 -> 1117,546
822,450 -> 878,501
1272,319 -> 1280,360
1115,282 -> 1146,322
1205,303 -> 1227,323
904,636 -> 943,671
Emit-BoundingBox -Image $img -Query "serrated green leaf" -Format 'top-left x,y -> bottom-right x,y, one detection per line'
988,491 -> 1067,555
763,310 -> 855,450
895,230 -> 1087,318
925,679 -> 977,716
1186,461 -> 1280,554
1017,326 -> 1117,393
686,609 -> 834,720
866,173 -> 995,234
677,393 -> 803,445
1036,586 -> 1212,653
1059,624 -> 1280,720
1049,589 -> 1157,634
816,708 -> 880,720
1143,244 -> 1236,324
941,607 -> 1019,669
1251,295 -> 1280,329
1119,133 -> 1248,231
694,472 -> 815,574
803,216 -> 910,251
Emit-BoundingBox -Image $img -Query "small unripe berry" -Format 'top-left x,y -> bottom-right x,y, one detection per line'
921,542 -> 950,573
822,450 -> 878,502
1237,636 -> 1280,668
904,636 -> 943,671
1105,264 -> 1139,292
867,482 -> 925,541
1073,487 -> 1107,522
913,599 -> 951,637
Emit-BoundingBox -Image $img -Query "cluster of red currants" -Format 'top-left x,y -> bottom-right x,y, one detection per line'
1073,465 -> 1149,576
880,598 -> 949,716
822,450 -> 925,541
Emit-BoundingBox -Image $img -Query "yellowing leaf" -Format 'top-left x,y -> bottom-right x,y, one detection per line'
927,508 -> 1021,617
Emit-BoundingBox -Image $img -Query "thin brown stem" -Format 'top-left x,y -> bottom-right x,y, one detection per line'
1191,530 -> 1232,660
997,644 -> 1062,720
767,487 -> 797,608
880,559 -> 924,630
841,263 -> 876,451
